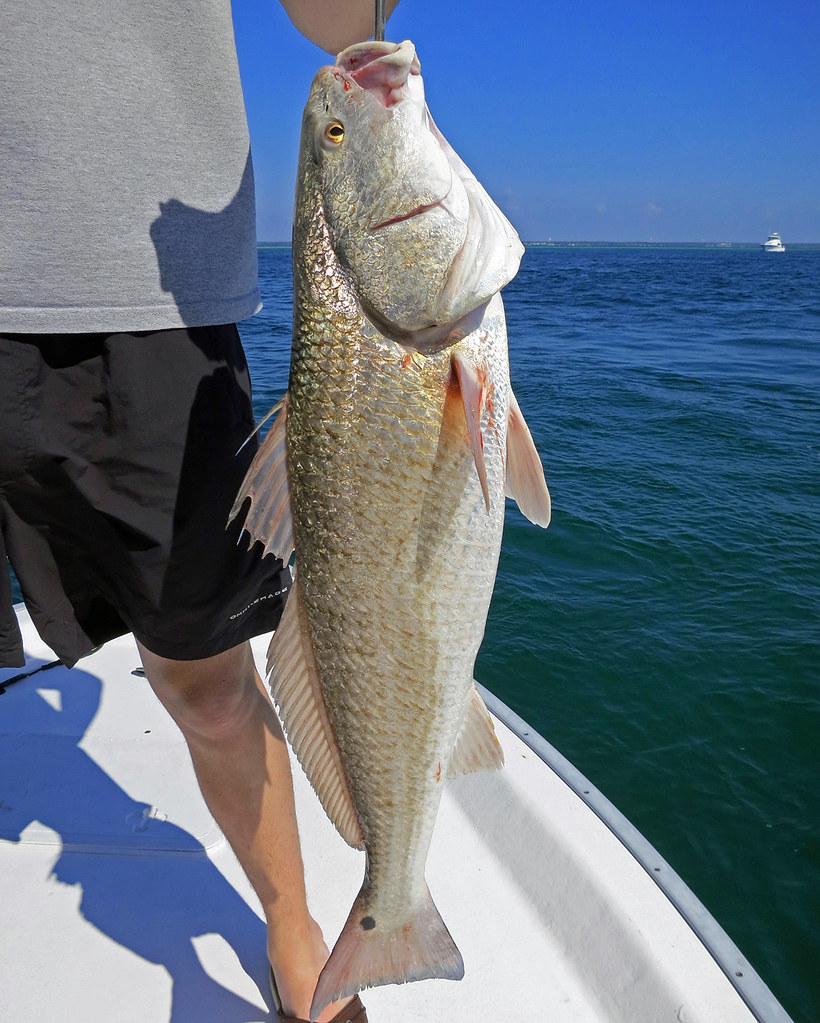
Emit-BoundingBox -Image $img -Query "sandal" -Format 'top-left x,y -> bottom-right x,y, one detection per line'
269,967 -> 368,1023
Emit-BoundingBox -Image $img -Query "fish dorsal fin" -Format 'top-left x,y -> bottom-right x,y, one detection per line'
506,390 -> 551,528
448,683 -> 505,777
229,395 -> 294,563
267,576 -> 365,850
451,350 -> 491,512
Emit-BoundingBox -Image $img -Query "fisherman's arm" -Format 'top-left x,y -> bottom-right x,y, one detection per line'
278,0 -> 401,54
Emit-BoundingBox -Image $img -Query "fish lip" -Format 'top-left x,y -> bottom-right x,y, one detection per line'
370,178 -> 454,232
370,198 -> 444,231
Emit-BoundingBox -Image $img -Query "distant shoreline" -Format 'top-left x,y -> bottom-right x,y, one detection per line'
258,240 -> 820,250
522,240 -> 820,249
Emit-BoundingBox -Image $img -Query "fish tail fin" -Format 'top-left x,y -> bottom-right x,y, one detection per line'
310,883 -> 464,1019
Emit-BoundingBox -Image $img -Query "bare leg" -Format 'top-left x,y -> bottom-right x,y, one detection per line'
137,639 -> 351,1022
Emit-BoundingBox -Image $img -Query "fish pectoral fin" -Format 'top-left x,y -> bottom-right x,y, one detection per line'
311,882 -> 464,1020
505,390 -> 551,528
447,682 -> 505,777
451,350 -> 491,512
266,576 -> 364,850
228,394 -> 295,563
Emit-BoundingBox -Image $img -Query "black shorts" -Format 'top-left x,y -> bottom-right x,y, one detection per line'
0,325 -> 290,668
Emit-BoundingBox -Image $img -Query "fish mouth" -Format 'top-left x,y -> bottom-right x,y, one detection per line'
336,39 -> 421,108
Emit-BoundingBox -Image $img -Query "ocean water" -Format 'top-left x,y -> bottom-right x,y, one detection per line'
243,244 -> 819,1023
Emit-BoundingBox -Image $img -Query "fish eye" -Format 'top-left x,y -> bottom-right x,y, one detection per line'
325,121 -> 345,144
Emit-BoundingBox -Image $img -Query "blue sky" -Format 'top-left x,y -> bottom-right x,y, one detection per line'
232,1 -> 820,243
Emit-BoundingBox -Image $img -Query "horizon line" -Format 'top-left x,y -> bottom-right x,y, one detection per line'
257,239 -> 820,248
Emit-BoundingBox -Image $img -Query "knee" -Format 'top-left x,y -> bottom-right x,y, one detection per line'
139,642 -> 264,742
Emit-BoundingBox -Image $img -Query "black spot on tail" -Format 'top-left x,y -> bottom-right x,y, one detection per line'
360,916 -> 376,931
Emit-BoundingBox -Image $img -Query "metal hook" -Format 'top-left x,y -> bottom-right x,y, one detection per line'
374,0 -> 385,41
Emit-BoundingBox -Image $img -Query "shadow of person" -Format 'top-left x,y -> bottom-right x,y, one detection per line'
149,151 -> 259,327
0,661 -> 272,1022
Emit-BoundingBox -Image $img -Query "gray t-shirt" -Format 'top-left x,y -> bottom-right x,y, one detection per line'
0,0 -> 262,333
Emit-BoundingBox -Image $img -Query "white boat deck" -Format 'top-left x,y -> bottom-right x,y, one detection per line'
1,606 -> 791,1022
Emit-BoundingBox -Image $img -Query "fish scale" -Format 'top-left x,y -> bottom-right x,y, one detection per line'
292,230 -> 504,946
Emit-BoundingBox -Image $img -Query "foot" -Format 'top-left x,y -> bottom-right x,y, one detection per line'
269,922 -> 364,1023
269,964 -> 366,1022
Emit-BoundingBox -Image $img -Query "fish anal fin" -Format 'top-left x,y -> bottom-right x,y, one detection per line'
311,882 -> 463,1019
451,351 -> 490,511
267,576 -> 364,850
506,390 -> 551,528
229,395 -> 295,563
447,682 -> 505,777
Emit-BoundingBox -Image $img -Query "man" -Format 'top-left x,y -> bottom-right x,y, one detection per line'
0,2 -> 398,1020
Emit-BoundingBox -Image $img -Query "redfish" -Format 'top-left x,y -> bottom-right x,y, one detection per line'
232,39 -> 550,1019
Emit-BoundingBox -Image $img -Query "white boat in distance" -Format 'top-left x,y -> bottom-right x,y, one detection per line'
762,232 -> 786,252
1,605 -> 795,1023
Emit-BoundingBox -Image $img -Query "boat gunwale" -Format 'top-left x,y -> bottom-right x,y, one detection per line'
476,682 -> 794,1023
